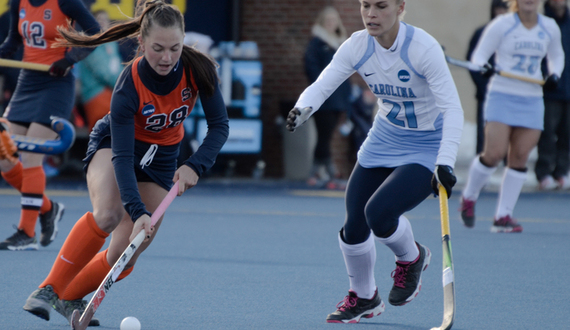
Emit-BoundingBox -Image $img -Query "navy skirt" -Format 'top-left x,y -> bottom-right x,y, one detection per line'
5,70 -> 75,125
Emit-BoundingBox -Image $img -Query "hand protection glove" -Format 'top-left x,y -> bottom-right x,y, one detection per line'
286,107 -> 313,132
49,58 -> 73,77
431,165 -> 456,199
480,63 -> 494,78
544,74 -> 560,91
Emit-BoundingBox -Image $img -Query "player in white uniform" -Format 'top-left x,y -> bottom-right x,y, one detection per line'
286,0 -> 463,324
460,0 -> 564,233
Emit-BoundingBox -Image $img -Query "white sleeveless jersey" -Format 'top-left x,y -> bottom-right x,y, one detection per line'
295,22 -> 463,170
472,12 -> 564,97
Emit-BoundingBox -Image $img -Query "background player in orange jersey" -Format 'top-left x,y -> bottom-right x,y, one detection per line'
21,0 -> 229,326
0,0 -> 100,250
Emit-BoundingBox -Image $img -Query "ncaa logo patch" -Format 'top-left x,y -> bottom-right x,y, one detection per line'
398,70 -> 410,82
141,104 -> 155,116
538,31 -> 545,40
19,9 -> 26,19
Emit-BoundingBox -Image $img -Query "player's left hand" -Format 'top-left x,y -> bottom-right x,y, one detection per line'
544,74 -> 560,91
49,58 -> 73,77
130,213 -> 153,243
173,164 -> 199,195
431,165 -> 456,198
0,119 -> 18,164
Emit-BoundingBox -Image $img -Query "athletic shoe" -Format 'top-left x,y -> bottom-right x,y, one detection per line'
39,201 -> 64,247
55,299 -> 100,327
388,242 -> 431,306
0,227 -> 38,251
459,197 -> 476,228
326,288 -> 385,323
539,175 -> 558,191
491,215 -> 523,233
23,285 -> 58,321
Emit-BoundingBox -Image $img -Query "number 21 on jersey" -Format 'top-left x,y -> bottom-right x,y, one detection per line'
384,99 -> 418,129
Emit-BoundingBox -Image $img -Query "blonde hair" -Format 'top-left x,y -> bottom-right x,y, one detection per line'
314,6 -> 347,40
505,0 -> 518,12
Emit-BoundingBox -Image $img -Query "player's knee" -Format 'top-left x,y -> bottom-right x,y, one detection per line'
364,207 -> 397,237
92,209 -> 124,232
480,153 -> 503,167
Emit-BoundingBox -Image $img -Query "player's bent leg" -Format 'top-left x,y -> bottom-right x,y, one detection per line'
326,288 -> 385,323
23,285 -> 58,321
388,242 -> 431,306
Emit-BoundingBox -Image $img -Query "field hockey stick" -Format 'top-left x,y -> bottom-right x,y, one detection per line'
445,54 -> 545,86
11,116 -> 76,154
70,181 -> 180,330
430,185 -> 455,330
0,58 -> 50,71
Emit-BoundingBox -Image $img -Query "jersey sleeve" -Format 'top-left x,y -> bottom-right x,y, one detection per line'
59,0 -> 100,63
419,42 -> 464,167
294,36 -> 356,114
110,66 -> 151,222
184,81 -> 229,176
0,0 -> 23,58
471,17 -> 504,67
545,19 -> 564,77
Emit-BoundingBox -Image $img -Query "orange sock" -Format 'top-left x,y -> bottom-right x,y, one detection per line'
2,163 -> 51,214
1,161 -> 23,189
18,167 -> 47,237
62,249 -> 134,300
40,212 -> 108,297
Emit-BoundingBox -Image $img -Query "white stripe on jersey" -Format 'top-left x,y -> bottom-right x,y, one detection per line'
472,12 -> 564,97
295,22 -> 463,169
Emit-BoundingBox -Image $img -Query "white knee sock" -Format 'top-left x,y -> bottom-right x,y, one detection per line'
496,168 -> 527,219
338,232 -> 376,299
462,156 -> 498,200
374,216 -> 419,263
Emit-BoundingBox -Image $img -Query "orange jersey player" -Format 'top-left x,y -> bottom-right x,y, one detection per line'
22,0 -> 228,326
0,0 -> 99,251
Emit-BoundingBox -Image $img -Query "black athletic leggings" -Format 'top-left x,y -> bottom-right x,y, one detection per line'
342,163 -> 433,244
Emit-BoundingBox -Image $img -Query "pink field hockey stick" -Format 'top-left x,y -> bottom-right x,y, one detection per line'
71,181 -> 180,330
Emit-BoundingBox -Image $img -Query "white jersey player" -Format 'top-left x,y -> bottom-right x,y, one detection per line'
460,0 -> 564,233
287,0 -> 463,324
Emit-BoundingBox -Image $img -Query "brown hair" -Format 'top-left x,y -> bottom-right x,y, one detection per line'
55,0 -> 218,97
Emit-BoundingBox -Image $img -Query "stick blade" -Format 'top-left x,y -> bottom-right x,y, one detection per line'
70,309 -> 81,330
70,306 -> 94,330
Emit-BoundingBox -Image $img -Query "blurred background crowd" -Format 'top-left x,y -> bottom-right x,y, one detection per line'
0,0 -> 569,192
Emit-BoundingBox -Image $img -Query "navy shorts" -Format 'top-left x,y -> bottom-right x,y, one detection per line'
83,115 -> 180,191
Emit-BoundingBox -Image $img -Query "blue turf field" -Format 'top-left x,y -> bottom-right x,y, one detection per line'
1,180 -> 569,329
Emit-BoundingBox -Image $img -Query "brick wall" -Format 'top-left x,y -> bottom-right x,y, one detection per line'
240,0 -> 365,178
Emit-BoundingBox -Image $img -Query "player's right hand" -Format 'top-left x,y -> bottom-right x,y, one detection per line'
286,107 -> 312,132
480,63 -> 494,78
130,214 -> 153,243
